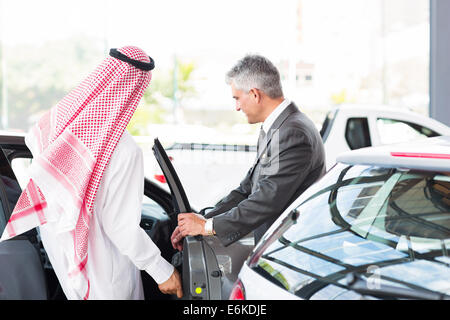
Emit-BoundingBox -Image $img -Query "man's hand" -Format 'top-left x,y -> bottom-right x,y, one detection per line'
158,269 -> 183,298
170,226 -> 184,251
178,213 -> 207,237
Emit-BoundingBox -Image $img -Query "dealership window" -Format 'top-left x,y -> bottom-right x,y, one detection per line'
0,0 -> 430,133
285,0 -> 430,120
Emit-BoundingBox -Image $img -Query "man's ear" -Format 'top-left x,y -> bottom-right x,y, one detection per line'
249,88 -> 262,103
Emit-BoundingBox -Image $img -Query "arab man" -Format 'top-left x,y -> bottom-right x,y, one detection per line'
0,46 -> 183,300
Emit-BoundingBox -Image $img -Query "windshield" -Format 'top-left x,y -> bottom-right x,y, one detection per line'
252,163 -> 450,300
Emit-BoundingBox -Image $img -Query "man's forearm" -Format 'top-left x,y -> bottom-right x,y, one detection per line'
205,188 -> 249,218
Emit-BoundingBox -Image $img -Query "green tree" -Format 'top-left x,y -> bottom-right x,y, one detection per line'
3,37 -> 104,131
127,58 -> 197,135
330,88 -> 356,105
2,38 -> 196,135
150,58 -> 196,102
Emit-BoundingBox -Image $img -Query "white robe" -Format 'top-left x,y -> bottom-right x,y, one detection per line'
39,130 -> 174,299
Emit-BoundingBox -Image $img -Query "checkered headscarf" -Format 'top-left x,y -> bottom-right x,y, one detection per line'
0,46 -> 154,299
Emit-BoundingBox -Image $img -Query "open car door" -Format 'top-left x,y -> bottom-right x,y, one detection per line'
152,138 -> 254,300
152,138 -> 222,299
0,141 -> 48,299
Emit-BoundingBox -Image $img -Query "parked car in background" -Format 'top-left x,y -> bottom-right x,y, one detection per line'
154,143 -> 257,209
321,104 -> 450,169
232,135 -> 450,300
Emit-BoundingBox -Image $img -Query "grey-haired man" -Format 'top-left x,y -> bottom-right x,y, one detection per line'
171,54 -> 326,248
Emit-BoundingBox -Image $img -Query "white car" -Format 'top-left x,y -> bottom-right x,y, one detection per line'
231,135 -> 450,300
321,104 -> 450,169
155,143 -> 256,209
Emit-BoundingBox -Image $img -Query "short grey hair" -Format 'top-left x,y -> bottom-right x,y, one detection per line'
226,54 -> 283,99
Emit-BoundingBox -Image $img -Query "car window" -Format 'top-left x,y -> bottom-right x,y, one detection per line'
345,118 -> 371,150
0,179 -> 10,231
251,163 -> 450,299
0,151 -> 24,232
376,118 -> 440,145
320,109 -> 338,142
142,196 -> 169,220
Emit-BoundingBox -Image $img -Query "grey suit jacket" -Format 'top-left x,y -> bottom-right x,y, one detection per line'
205,103 -> 326,246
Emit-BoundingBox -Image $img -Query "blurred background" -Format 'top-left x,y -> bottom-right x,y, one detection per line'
0,0 -> 430,135
0,0 -> 435,208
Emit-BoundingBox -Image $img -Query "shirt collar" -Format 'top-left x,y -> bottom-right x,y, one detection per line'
262,99 -> 291,134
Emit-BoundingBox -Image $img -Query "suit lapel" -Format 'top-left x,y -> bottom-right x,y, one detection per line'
250,103 -> 299,177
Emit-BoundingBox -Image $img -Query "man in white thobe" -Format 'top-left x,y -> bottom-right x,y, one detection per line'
40,130 -> 181,299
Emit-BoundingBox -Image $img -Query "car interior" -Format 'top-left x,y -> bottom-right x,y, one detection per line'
0,135 -> 254,300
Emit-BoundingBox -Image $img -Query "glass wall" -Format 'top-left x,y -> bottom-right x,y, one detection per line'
0,0 -> 430,133
285,0 -> 430,122
0,0 -> 431,209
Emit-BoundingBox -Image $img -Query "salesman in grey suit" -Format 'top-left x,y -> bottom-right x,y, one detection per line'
171,54 -> 326,248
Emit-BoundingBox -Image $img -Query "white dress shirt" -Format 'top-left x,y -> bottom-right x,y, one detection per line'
39,130 -> 174,300
262,99 -> 291,134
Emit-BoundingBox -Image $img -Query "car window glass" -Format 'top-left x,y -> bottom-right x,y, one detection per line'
283,192 -> 341,242
310,283 -> 366,300
345,118 -> 371,150
0,185 -> 8,231
345,171 -> 450,242
319,111 -> 332,138
319,109 -> 337,142
376,118 -> 440,145
0,152 -> 24,232
377,260 -> 450,293
252,164 -> 450,299
142,196 -> 168,220
281,164 -> 351,242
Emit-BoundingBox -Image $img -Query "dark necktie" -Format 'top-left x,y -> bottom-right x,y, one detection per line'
257,126 -> 266,156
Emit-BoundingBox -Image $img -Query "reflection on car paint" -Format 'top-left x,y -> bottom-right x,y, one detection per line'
250,163 -> 450,299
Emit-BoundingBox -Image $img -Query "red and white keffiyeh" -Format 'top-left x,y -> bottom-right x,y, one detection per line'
0,46 -> 153,300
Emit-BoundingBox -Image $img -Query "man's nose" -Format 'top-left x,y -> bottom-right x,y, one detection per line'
235,103 -> 241,111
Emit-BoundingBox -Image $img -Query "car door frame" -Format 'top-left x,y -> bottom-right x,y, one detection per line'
152,137 -> 256,300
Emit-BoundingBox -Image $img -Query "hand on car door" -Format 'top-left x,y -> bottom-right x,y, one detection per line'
170,226 -> 184,251
158,268 -> 183,298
